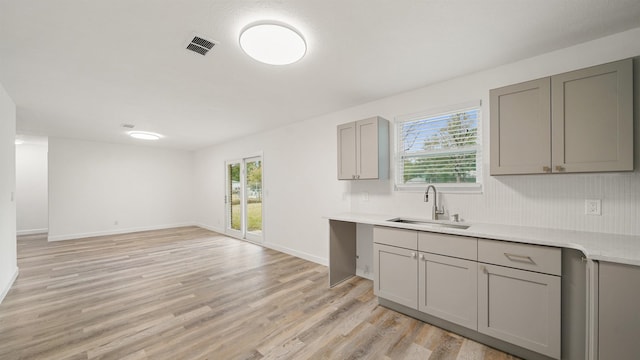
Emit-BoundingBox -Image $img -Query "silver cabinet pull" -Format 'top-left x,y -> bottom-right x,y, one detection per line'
410,252 -> 416,259
542,166 -> 551,173
555,165 -> 565,172
480,265 -> 488,274
504,253 -> 535,264
419,254 -> 425,261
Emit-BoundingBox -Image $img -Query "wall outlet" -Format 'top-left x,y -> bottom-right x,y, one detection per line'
585,199 -> 601,216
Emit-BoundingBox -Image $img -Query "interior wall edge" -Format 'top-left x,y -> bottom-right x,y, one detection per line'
0,267 -> 18,304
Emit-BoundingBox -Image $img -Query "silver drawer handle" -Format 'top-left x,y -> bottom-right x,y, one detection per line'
410,252 -> 416,259
504,253 -> 536,265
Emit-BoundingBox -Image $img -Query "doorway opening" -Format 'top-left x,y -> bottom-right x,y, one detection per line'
225,156 -> 263,242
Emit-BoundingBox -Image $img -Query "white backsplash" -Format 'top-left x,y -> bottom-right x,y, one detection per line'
350,169 -> 640,236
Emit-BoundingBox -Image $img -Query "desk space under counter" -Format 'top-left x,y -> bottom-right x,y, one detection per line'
327,214 -> 640,360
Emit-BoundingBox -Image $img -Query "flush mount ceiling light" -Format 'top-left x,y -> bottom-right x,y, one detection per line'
128,131 -> 162,140
239,22 -> 306,65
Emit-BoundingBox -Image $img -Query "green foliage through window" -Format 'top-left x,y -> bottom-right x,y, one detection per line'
397,107 -> 480,187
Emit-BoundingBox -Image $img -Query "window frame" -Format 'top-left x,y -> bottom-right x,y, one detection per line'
394,101 -> 483,193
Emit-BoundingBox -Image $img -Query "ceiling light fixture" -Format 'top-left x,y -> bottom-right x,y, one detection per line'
128,131 -> 162,140
239,22 -> 306,65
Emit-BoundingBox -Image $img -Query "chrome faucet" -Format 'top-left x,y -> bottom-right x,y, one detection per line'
424,185 -> 445,219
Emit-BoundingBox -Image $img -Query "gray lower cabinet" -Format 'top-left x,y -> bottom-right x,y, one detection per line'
598,261 -> 640,360
373,243 -> 417,309
419,252 -> 477,330
373,227 -> 562,359
478,263 -> 561,359
477,239 -> 562,359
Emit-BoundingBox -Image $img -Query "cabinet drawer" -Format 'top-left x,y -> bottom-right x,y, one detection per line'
418,232 -> 477,260
478,239 -> 561,276
374,226 -> 417,250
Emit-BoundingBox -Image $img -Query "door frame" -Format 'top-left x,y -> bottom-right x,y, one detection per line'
224,152 -> 264,243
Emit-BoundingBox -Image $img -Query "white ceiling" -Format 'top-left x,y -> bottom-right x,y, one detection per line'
1,0 -> 640,150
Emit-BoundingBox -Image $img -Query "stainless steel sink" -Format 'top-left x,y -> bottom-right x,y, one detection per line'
386,217 -> 470,230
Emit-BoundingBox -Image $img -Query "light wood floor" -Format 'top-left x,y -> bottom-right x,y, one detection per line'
0,227 -> 520,360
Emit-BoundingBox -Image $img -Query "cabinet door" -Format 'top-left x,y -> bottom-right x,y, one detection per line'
598,262 -> 640,360
478,263 -> 561,359
490,78 -> 551,175
356,118 -> 380,179
551,58 -> 633,173
337,122 -> 356,180
419,252 -> 477,330
373,243 -> 418,309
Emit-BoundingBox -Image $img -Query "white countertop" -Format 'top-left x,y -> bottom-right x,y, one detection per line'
327,212 -> 640,267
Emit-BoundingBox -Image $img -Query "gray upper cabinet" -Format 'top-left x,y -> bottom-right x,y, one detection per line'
551,60 -> 633,173
337,122 -> 357,180
490,78 -> 551,175
490,58 -> 633,175
337,116 -> 389,180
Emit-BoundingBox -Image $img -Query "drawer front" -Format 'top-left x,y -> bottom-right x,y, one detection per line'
373,226 -> 417,250
478,239 -> 561,276
418,232 -> 477,261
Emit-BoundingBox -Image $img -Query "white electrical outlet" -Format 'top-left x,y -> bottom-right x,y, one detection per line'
585,199 -> 601,216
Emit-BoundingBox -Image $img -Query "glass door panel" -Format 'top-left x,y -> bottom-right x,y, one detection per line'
226,161 -> 242,235
244,157 -> 262,241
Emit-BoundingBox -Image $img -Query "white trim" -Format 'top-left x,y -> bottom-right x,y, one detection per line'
356,268 -> 374,281
196,222 -> 224,234
395,100 -> 481,123
17,228 -> 48,236
262,241 -> 326,266
0,267 -> 19,304
395,183 -> 483,194
47,222 -> 196,242
210,227 -> 327,266
586,259 -> 599,360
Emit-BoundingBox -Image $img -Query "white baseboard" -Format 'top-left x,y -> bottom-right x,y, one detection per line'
263,241 -> 328,266
356,268 -> 374,281
195,223 -> 328,266
0,267 -> 19,304
47,222 -> 197,242
195,223 -> 224,234
17,228 -> 48,236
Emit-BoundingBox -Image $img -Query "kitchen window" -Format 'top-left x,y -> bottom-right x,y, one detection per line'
395,101 -> 482,192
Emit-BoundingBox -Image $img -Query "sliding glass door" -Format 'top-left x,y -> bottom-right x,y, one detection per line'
225,156 -> 263,242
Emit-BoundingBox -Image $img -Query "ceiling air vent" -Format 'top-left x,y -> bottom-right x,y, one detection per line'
186,35 -> 216,56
